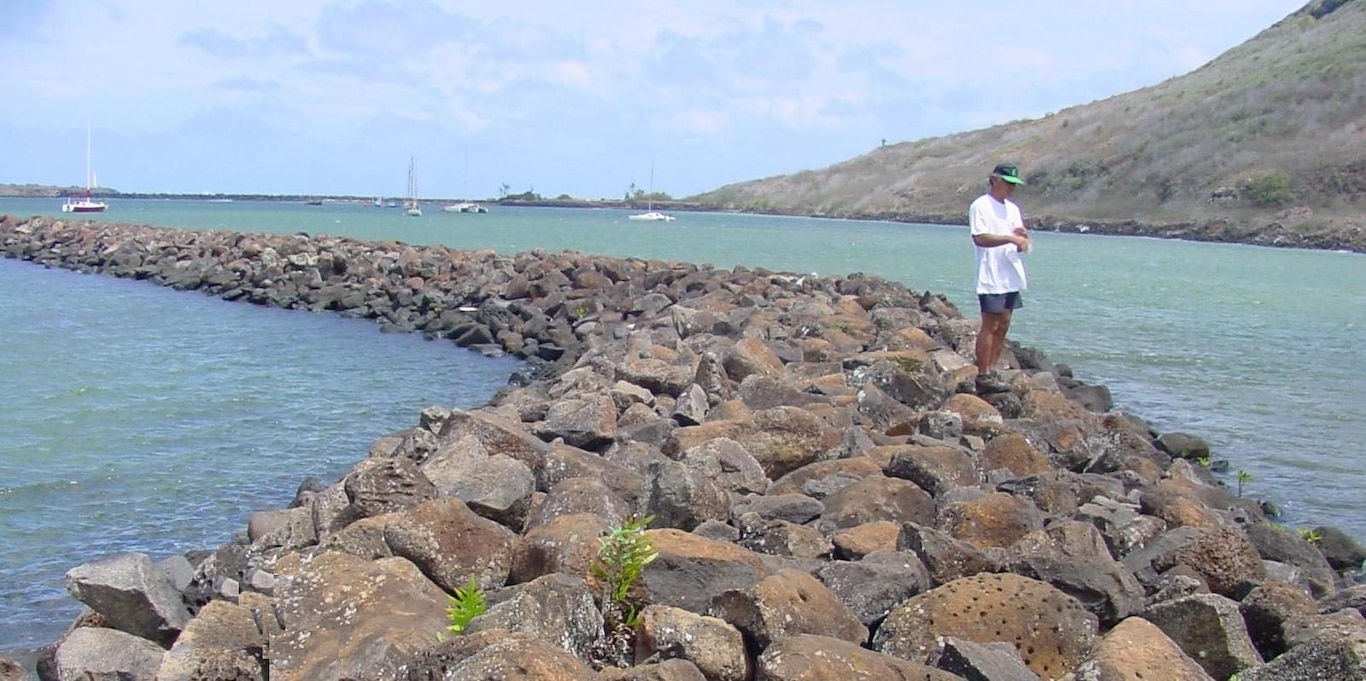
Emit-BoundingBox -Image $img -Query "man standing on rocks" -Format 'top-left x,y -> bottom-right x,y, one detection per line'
969,162 -> 1031,395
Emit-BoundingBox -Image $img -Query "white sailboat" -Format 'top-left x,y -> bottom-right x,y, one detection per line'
628,160 -> 673,222
405,156 -> 422,217
62,123 -> 108,213
441,146 -> 488,214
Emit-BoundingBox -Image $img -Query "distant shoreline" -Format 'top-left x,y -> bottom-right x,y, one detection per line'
3,189 -> 1361,254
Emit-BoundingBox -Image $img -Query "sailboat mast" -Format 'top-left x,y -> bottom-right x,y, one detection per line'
85,122 -> 93,197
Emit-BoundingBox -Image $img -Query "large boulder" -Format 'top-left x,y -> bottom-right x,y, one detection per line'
1140,593 -> 1263,680
873,573 -> 1099,680
54,627 -> 166,681
708,568 -> 868,648
1122,526 -> 1266,598
637,530 -> 773,613
1073,616 -> 1213,681
464,574 -> 603,660
269,552 -> 449,681
402,628 -> 598,680
635,605 -> 749,681
756,634 -> 964,681
157,599 -> 268,680
65,552 -> 192,648
1004,521 -> 1145,627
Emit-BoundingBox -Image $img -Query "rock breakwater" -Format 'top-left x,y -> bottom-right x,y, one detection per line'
3,213 -> 1365,680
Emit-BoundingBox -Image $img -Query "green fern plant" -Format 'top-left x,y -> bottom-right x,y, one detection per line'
441,576 -> 487,638
1298,527 -> 1323,545
592,514 -> 659,625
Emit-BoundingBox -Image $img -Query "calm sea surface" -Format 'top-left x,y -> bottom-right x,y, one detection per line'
0,197 -> 1362,659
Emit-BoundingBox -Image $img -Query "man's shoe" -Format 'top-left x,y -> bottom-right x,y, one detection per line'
974,371 -> 1012,395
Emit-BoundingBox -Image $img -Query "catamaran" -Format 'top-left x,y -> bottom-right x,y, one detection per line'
628,161 -> 673,222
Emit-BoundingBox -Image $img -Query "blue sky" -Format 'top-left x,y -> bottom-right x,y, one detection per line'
1,1 -> 1308,200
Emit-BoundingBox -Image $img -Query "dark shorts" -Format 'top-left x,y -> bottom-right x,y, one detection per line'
978,292 -> 1023,314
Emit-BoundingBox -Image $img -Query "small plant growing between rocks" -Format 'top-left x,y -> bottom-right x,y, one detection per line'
1235,470 -> 1253,497
893,356 -> 923,374
1298,527 -> 1323,545
589,514 -> 658,668
593,514 -> 658,624
440,576 -> 487,640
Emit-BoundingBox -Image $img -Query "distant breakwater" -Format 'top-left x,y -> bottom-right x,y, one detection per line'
2,213 -> 1366,680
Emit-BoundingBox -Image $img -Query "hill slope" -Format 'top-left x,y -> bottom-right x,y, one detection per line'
693,0 -> 1366,251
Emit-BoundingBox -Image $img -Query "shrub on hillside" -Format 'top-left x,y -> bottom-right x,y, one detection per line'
1242,171 -> 1293,207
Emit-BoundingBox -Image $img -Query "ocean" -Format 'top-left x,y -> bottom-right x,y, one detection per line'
0,197 -> 1362,660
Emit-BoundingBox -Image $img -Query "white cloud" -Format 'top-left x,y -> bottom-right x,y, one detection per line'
0,0 -> 1310,197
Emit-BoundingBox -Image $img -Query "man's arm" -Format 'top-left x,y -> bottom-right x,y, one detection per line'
973,231 -> 1029,250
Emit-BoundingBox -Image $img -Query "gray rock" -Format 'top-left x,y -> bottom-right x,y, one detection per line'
65,552 -> 192,647
271,551 -> 449,680
933,636 -> 1041,681
1238,630 -> 1366,681
731,493 -> 825,525
815,552 -> 930,627
1141,592 -> 1263,680
635,605 -> 748,681
648,460 -> 732,532
55,627 -> 165,681
465,574 -> 603,660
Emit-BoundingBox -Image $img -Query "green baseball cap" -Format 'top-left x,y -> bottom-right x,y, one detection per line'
992,163 -> 1025,185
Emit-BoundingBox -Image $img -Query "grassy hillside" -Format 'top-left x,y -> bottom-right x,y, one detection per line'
693,0 -> 1366,251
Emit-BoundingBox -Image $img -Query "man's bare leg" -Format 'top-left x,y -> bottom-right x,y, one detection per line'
976,310 -> 1012,374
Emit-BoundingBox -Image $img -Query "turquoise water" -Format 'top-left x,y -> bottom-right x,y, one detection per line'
1,197 -> 1362,659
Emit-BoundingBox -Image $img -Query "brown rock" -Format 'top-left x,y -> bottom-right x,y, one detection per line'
464,573 -> 603,661
402,628 -> 598,680
980,433 -> 1053,478
383,497 -> 518,592
736,514 -> 834,559
873,572 -> 1099,679
524,475 -> 634,531
510,512 -> 610,585
271,552 -> 449,681
756,634 -> 963,681
898,523 -> 1001,587
540,442 -> 648,509
884,444 -> 980,496
1138,489 -> 1224,530
1076,616 -> 1214,681
832,521 -> 902,559
437,408 -> 550,472
937,491 -> 1046,550
709,568 -> 868,648
1005,521 -> 1145,628
821,474 -> 937,529
941,393 -> 1005,436
722,336 -> 785,381
600,659 -> 708,680
1021,390 -> 1098,425
638,529 -> 774,613
768,456 -> 883,497
158,600 -> 268,681
1239,580 -> 1317,661
1125,526 -> 1266,598
635,605 -> 748,681
342,457 -> 438,521
533,392 -> 619,450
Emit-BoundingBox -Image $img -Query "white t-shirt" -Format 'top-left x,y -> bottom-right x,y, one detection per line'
969,193 -> 1028,294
